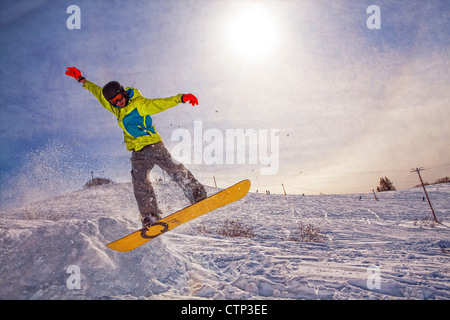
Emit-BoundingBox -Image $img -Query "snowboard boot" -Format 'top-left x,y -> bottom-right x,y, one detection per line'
141,210 -> 163,228
192,187 -> 207,204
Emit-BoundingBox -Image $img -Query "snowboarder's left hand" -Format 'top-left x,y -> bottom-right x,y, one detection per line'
182,94 -> 199,106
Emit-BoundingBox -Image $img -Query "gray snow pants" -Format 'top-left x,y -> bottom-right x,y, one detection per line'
130,142 -> 206,221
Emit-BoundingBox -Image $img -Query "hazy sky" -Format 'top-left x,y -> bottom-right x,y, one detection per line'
0,0 -> 449,207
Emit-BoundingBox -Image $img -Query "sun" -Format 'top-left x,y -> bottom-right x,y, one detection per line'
228,5 -> 277,60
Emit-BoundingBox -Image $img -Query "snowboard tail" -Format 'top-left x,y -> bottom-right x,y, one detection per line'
106,179 -> 251,252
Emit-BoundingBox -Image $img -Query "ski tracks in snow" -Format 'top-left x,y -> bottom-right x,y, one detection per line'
1,182 -> 449,299
166,185 -> 450,300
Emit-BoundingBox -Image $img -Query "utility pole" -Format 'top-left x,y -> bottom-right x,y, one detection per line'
411,167 -> 438,223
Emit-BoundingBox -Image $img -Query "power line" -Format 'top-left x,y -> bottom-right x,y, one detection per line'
204,161 -> 450,195
423,162 -> 450,170
296,162 -> 450,176
284,184 -> 322,193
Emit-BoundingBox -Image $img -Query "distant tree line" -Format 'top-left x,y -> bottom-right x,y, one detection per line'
415,176 -> 450,187
377,176 -> 396,192
376,176 -> 449,192
83,177 -> 114,189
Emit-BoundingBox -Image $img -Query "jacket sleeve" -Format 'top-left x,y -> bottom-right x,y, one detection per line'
82,80 -> 117,115
139,94 -> 184,115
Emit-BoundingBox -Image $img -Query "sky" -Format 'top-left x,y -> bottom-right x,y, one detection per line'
0,0 -> 449,208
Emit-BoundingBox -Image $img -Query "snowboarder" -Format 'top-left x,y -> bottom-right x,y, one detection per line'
65,67 -> 207,227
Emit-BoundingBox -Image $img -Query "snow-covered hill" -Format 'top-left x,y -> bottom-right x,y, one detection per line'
1,182 -> 449,300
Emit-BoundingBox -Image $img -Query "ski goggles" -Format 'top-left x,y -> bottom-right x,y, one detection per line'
109,92 -> 125,104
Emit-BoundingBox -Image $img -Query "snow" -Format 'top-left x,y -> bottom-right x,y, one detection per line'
1,181 -> 449,300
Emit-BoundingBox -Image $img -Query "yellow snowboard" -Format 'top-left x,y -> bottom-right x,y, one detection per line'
107,180 -> 251,252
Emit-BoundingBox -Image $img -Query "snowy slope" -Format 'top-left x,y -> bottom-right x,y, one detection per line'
0,182 -> 449,300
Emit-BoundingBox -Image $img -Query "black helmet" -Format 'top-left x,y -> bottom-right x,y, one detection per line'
102,81 -> 124,101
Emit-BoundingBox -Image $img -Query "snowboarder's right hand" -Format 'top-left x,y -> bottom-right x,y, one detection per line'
65,67 -> 84,82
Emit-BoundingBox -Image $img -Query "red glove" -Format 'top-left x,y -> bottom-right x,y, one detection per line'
65,67 -> 84,82
182,93 -> 198,106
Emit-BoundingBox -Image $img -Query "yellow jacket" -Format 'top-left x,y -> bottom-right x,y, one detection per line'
83,80 -> 184,151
